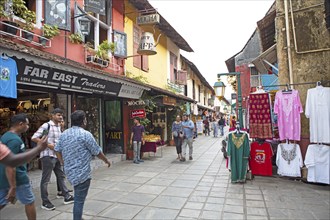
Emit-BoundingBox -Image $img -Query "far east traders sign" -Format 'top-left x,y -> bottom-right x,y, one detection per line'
130,109 -> 146,119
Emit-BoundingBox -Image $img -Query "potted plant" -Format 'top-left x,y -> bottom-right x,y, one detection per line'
20,9 -> 36,41
39,24 -> 60,46
94,40 -> 116,66
69,33 -> 83,44
84,42 -> 96,62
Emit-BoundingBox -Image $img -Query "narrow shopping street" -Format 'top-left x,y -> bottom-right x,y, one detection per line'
0,134 -> 329,220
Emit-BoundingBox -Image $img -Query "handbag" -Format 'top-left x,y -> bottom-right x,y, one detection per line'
179,132 -> 184,138
173,131 -> 178,137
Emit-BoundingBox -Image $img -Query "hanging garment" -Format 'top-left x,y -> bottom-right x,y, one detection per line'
304,144 -> 330,184
249,93 -> 272,139
305,86 -> 330,143
274,90 -> 303,141
276,143 -> 303,177
227,132 -> 250,183
249,141 -> 273,176
0,57 -> 18,99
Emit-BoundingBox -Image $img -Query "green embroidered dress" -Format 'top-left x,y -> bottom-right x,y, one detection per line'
227,133 -> 250,183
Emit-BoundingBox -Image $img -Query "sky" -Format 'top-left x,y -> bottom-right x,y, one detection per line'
149,0 -> 274,98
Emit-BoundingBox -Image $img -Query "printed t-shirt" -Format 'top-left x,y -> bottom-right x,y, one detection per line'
0,57 -> 18,98
249,142 -> 273,176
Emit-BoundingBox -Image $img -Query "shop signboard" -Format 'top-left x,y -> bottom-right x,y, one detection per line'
196,120 -> 203,134
45,0 -> 71,30
84,0 -> 106,15
163,96 -> 176,106
118,85 -> 143,99
15,58 -> 121,96
127,100 -> 146,106
130,109 -> 146,119
136,14 -> 160,25
113,30 -> 127,58
231,93 -> 237,100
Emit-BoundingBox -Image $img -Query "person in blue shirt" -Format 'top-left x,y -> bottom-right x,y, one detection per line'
181,113 -> 195,162
55,110 -> 111,220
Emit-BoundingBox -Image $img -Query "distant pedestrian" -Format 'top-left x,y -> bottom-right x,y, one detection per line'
181,114 -> 195,161
218,116 -> 226,136
203,117 -> 210,136
130,117 -> 145,164
172,115 -> 183,160
55,110 -> 111,220
212,116 -> 219,137
230,116 -> 237,129
0,114 -> 42,220
32,108 -> 73,211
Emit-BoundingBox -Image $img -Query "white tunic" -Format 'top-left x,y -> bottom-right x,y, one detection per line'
304,144 -> 330,184
305,86 -> 330,143
276,143 -> 303,177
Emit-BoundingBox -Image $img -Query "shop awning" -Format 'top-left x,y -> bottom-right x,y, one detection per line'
197,104 -> 214,112
251,44 -> 278,75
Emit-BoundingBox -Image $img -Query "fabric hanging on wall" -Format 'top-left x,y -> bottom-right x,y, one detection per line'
249,93 -> 272,138
305,86 -> 330,143
276,143 -> 303,177
249,141 -> 273,176
227,132 -> 250,183
304,144 -> 330,184
0,56 -> 18,99
274,90 -> 303,141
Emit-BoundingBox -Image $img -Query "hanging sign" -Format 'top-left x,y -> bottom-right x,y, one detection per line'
231,93 -> 237,100
45,0 -> 71,30
136,14 -> 160,25
163,96 -> 176,106
127,100 -> 146,106
85,0 -> 106,15
130,109 -> 146,119
118,85 -> 143,99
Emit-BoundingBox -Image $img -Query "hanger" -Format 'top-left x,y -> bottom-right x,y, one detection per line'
235,122 -> 241,134
1,53 -> 9,60
252,86 -> 266,94
282,83 -> 292,94
316,81 -> 322,87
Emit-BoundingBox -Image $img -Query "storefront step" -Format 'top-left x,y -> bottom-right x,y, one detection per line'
28,154 -> 125,189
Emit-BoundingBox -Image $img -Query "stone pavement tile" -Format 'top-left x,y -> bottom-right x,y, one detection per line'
200,210 -> 221,219
227,188 -> 244,194
50,212 -> 93,220
157,173 -> 180,180
179,208 -> 201,218
203,203 -> 223,212
171,179 -> 199,188
86,188 -> 103,199
134,184 -> 166,195
89,180 -> 117,190
209,191 -> 226,198
191,190 -> 209,197
178,174 -> 203,181
198,182 -> 213,187
148,195 -> 187,210
246,194 -> 264,201
134,171 -> 159,178
310,209 -> 330,220
110,182 -> 142,192
286,209 -> 318,220
99,203 -> 144,219
90,190 -> 127,202
247,207 -> 268,216
101,175 -> 130,182
195,186 -> 211,191
161,186 -> 193,197
226,193 -> 244,199
184,202 -> 204,210
267,208 -> 289,219
50,199 -> 74,212
206,197 -> 225,204
133,207 -> 180,220
222,212 -> 244,220
246,200 -> 266,208
225,198 -> 244,206
118,192 -> 157,206
210,187 -> 226,192
122,176 -> 151,184
185,169 -> 206,175
146,178 -> 174,186
245,189 -> 262,194
246,215 -> 269,220
223,204 -> 244,214
83,199 -> 113,216
265,201 -> 292,209
188,196 -> 208,203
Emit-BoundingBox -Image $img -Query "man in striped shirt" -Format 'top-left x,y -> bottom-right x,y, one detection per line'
32,108 -> 73,211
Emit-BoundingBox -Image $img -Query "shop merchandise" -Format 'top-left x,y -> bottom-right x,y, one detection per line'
249,141 -> 273,176
305,86 -> 330,143
274,90 -> 303,141
276,143 -> 303,177
0,56 -> 18,99
227,132 -> 250,183
304,144 -> 330,184
249,93 -> 272,139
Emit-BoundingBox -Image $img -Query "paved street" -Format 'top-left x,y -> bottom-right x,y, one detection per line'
0,135 -> 329,220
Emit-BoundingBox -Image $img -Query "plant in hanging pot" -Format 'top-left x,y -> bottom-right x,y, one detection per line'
69,33 -> 83,44
0,0 -> 18,35
20,9 -> 36,41
39,24 -> 60,46
84,42 -> 96,63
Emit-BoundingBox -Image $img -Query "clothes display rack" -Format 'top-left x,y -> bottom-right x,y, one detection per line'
253,80 -> 330,88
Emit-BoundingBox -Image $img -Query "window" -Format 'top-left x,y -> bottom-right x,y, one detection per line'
192,80 -> 195,100
184,85 -> 188,96
170,52 -> 177,82
198,85 -> 201,102
133,24 -> 149,71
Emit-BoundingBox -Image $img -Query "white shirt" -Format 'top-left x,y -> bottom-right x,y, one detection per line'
276,143 -> 303,177
305,86 -> 330,143
304,144 -> 330,184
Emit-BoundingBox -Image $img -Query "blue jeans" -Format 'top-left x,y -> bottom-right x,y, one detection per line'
219,125 -> 224,136
133,141 -> 142,161
73,179 -> 91,220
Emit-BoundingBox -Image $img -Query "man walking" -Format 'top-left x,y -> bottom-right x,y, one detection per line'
130,117 -> 145,164
0,114 -> 41,220
181,114 -> 195,161
55,110 -> 111,220
32,108 -> 73,211
218,116 -> 226,136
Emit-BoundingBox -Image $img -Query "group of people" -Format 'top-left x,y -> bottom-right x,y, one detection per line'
171,114 -> 195,162
203,115 -> 227,137
0,109 -> 111,220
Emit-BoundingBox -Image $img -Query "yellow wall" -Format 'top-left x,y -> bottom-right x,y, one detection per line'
124,1 -> 169,89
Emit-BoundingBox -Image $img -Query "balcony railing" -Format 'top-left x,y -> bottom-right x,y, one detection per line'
167,79 -> 184,93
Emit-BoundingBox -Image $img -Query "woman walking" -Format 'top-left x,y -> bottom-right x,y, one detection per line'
172,115 -> 183,160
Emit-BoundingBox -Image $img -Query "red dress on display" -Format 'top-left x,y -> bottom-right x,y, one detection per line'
249,141 -> 273,176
